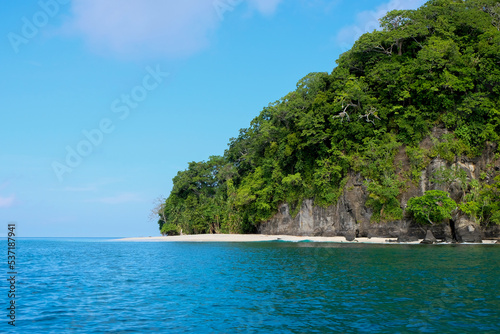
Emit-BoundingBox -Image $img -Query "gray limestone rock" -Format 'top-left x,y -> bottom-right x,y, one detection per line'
257,135 -> 499,241
421,230 -> 437,244
344,232 -> 356,241
454,214 -> 482,243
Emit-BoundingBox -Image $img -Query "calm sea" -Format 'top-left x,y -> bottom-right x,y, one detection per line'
1,238 -> 499,333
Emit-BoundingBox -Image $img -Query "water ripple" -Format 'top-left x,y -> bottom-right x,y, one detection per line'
0,240 -> 498,333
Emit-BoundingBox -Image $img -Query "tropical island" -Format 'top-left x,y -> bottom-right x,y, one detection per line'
153,0 -> 500,244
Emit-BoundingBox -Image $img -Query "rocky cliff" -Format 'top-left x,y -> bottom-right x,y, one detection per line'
259,131 -> 500,243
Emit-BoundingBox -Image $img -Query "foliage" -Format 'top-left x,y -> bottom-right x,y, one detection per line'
407,190 -> 457,225
155,0 -> 500,234
160,223 -> 180,236
406,146 -> 428,182
432,165 -> 469,199
460,175 -> 500,225
430,134 -> 470,162
365,176 -> 404,222
481,176 -> 500,224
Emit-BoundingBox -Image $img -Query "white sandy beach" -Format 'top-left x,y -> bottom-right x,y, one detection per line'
117,234 -> 398,243
115,234 -> 498,244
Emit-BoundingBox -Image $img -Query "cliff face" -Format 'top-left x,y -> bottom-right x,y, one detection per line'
259,136 -> 500,243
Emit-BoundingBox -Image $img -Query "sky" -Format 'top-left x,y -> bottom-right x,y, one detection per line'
0,0 -> 428,237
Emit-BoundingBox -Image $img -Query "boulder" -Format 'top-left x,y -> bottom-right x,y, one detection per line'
429,222 -> 454,241
344,232 -> 356,241
421,230 -> 437,244
482,225 -> 500,240
453,214 -> 482,243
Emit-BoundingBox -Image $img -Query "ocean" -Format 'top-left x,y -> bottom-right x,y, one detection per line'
2,238 -> 499,333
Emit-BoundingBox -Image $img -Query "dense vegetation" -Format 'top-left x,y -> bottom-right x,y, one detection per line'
156,0 -> 500,235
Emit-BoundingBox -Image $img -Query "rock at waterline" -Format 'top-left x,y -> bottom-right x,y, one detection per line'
344,232 -> 356,241
421,230 -> 437,244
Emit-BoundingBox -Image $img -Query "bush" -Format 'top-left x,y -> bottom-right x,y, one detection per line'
160,223 -> 180,236
407,190 -> 457,225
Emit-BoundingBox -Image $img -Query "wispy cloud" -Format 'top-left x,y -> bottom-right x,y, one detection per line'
335,0 -> 428,52
0,196 -> 15,208
63,0 -> 282,58
88,192 -> 143,205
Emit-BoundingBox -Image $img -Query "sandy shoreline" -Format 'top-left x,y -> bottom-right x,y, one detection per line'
114,234 -> 498,244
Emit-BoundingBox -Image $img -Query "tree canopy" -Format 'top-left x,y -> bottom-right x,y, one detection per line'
156,0 -> 500,235
407,190 -> 457,225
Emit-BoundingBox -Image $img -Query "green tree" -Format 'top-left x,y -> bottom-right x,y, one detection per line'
407,190 -> 457,225
156,0 -> 500,235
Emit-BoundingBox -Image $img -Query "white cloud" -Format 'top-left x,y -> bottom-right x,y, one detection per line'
0,196 -> 15,208
89,192 -> 143,204
335,0 -> 428,52
65,0 -> 282,58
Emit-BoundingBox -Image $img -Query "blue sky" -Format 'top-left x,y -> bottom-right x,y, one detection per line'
0,0 -> 427,237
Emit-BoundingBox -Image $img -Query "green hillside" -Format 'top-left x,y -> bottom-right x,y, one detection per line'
156,0 -> 500,235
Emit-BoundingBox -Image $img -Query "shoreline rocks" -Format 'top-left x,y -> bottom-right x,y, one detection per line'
421,230 -> 437,244
259,137 -> 499,243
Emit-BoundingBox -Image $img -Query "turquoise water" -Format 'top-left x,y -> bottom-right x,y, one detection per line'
1,238 -> 499,333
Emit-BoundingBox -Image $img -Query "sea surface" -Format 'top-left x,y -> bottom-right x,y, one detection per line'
1,238 -> 499,333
